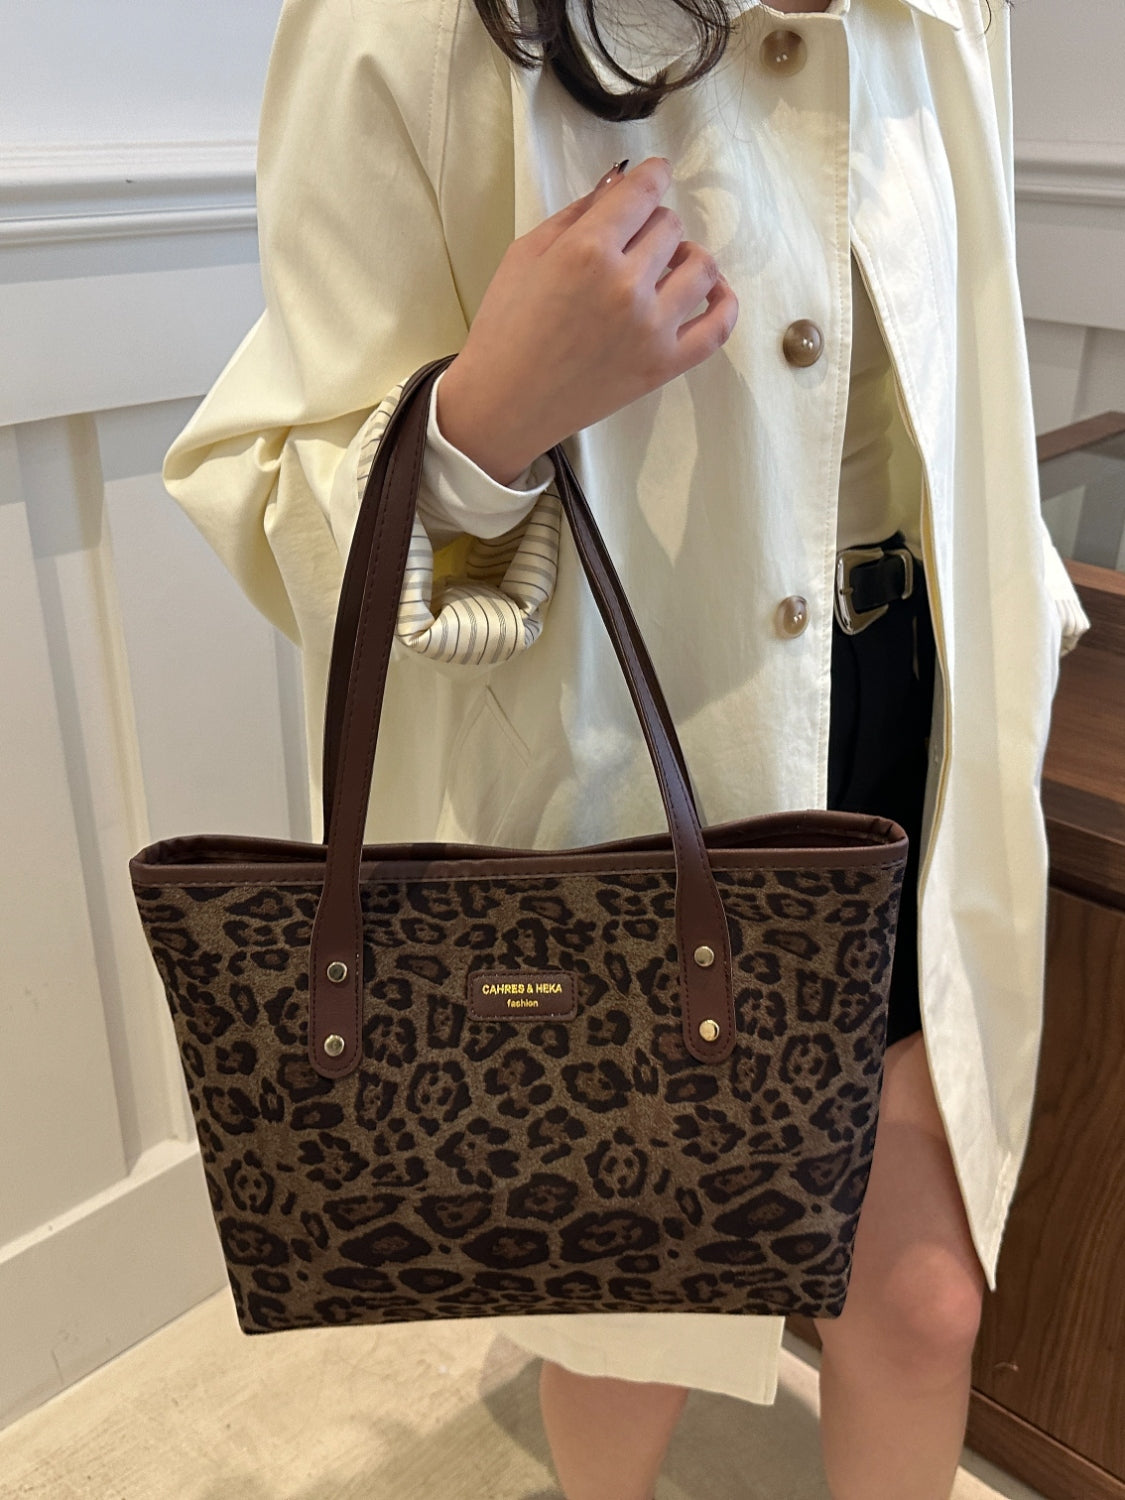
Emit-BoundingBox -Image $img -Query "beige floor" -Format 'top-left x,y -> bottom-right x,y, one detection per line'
0,1292 -> 1046,1500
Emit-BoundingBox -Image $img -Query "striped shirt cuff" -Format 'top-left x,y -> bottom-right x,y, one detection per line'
1040,519 -> 1092,657
355,374 -> 562,667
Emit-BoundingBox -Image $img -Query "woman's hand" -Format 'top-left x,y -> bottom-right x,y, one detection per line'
436,156 -> 739,485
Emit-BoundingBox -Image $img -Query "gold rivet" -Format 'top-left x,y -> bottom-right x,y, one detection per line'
699,1019 -> 720,1043
326,961 -> 347,983
693,944 -> 715,967
323,1034 -> 345,1057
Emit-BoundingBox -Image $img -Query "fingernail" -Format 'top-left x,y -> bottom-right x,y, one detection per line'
615,158 -> 629,174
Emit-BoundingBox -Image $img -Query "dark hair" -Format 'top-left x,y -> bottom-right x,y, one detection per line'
472,0 -> 1012,123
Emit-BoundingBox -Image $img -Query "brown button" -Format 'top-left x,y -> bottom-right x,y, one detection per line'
782,319 -> 824,368
760,29 -> 807,76
776,595 -> 810,637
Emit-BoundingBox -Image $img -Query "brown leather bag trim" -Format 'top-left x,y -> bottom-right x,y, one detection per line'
132,854 -> 909,889
130,810 -> 909,887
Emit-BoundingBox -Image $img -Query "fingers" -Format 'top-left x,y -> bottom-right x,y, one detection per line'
528,161 -> 627,240
578,156 -> 675,251
655,237 -> 721,317
624,205 -> 689,288
672,264 -> 739,363
529,156 -> 673,249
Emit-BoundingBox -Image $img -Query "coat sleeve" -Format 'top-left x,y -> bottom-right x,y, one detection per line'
161,0 -> 561,674
983,1 -> 1091,658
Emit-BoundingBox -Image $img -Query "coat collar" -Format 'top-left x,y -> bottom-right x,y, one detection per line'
886,0 -> 963,27
722,0 -> 963,30
562,0 -> 962,100
731,0 -> 962,27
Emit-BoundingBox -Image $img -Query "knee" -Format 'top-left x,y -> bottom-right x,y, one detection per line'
880,1248 -> 984,1374
828,1247 -> 984,1382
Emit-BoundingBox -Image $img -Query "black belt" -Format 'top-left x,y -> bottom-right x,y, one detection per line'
833,531 -> 917,635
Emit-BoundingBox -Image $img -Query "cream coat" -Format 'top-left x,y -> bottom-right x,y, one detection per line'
163,0 -> 1090,1404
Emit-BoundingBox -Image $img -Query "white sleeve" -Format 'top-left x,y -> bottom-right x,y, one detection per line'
412,367 -> 555,551
1039,516 -> 1092,658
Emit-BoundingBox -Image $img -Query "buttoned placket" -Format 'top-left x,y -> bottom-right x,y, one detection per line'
753,0 -> 853,805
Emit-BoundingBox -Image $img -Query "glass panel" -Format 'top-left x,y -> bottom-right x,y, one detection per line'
1040,430 -> 1125,574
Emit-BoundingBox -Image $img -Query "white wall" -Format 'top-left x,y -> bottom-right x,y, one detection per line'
0,0 -> 278,144
1,0 -> 1122,1433
1011,0 -> 1125,430
1012,0 -> 1125,147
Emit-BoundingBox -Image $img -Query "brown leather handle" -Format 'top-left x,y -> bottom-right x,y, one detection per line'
320,371 -> 695,825
308,355 -> 735,1078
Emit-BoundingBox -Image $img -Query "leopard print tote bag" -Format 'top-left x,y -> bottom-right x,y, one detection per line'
130,356 -> 908,1334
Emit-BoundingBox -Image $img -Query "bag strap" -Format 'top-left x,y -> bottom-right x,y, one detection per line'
309,355 -> 735,1078
320,369 -> 694,826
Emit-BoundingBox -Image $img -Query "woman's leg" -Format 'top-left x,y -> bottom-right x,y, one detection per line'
538,1362 -> 688,1500
540,1028 -> 982,1500
814,1029 -> 985,1500
542,563 -> 962,1498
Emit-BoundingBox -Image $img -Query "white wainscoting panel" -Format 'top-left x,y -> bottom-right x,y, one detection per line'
0,431 -> 129,1242
1016,143 -> 1125,433
0,136 -> 309,1431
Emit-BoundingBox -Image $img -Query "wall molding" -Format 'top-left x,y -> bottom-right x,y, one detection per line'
0,139 -> 256,246
1014,139 -> 1125,209
2,135 -> 1124,251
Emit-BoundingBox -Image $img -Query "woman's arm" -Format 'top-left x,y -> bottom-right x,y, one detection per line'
162,0 -> 558,672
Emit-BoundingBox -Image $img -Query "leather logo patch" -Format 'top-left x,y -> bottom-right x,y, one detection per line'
467,970 -> 577,1021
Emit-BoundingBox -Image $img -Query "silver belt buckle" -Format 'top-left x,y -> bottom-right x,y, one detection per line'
834,545 -> 914,636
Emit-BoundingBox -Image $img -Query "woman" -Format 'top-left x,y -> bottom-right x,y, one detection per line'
163,0 -> 1089,1493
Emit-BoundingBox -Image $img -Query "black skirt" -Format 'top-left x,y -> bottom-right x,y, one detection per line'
827,542 -> 937,1049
